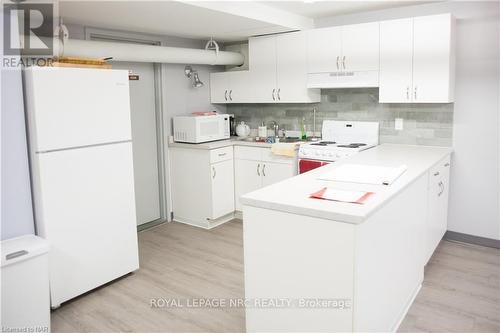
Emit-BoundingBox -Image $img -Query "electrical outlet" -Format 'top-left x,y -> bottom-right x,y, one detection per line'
395,118 -> 404,131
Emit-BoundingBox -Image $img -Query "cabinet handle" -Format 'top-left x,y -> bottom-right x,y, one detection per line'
414,86 -> 417,100
212,166 -> 216,179
342,56 -> 346,70
257,163 -> 260,176
277,88 -> 281,101
434,171 -> 440,177
336,56 -> 340,70
229,90 -> 233,101
262,164 -> 266,177
224,90 -> 228,101
438,181 -> 444,197
272,89 -> 276,101
444,162 -> 450,167
218,153 -> 226,157
406,86 -> 410,100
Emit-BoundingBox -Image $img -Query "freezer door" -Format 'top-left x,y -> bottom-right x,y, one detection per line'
32,142 -> 139,306
24,67 -> 132,152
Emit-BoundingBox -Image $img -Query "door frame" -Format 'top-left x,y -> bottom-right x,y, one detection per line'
84,27 -> 169,231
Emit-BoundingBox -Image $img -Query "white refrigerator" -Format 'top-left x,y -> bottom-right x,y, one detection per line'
24,67 -> 140,308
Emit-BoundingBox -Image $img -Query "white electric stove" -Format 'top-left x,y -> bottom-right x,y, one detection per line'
298,120 -> 379,173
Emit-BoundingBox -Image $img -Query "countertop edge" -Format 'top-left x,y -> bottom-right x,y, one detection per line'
240,145 -> 453,224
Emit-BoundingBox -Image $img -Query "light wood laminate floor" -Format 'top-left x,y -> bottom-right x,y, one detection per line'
52,220 -> 500,333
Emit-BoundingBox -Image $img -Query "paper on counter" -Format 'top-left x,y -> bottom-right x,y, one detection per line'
310,188 -> 373,204
317,164 -> 408,185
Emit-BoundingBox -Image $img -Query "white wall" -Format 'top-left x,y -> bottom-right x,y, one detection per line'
317,1 -> 500,240
1,9 -> 36,240
65,24 -> 225,135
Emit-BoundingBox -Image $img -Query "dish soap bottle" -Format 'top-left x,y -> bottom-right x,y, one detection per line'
301,117 -> 307,140
258,122 -> 267,138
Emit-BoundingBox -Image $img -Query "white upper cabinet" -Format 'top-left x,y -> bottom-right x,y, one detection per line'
306,22 -> 379,73
210,72 -> 229,103
210,71 -> 251,103
306,22 -> 380,88
306,26 -> 342,73
379,14 -> 455,103
412,14 -> 455,103
341,22 -> 380,72
248,32 -> 320,103
211,32 -> 319,104
276,32 -> 320,103
379,18 -> 414,103
248,35 -> 278,103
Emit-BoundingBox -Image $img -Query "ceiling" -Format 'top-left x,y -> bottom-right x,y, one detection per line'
261,1 -> 433,19
60,1 -> 434,42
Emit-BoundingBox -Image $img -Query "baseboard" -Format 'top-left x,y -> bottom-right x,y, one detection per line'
137,219 -> 167,232
444,231 -> 500,249
174,212 -> 234,230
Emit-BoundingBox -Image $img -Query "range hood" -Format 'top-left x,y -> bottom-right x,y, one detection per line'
307,71 -> 379,89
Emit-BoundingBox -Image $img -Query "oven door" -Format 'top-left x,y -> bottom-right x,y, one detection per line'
298,159 -> 330,174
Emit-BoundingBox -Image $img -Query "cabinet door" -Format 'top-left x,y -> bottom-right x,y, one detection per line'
424,158 -> 451,265
210,159 -> 235,219
234,159 -> 263,211
210,72 -> 229,103
228,71 -> 250,103
306,27 -> 342,73
341,22 -> 380,72
262,162 -> 294,187
413,14 -> 454,103
379,18 -> 414,103
248,36 -> 277,103
276,31 -> 318,103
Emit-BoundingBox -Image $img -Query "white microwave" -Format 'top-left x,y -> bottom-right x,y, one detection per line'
173,114 -> 230,143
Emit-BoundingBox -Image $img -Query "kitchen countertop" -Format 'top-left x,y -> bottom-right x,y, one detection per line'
168,137 -> 301,150
240,144 -> 452,224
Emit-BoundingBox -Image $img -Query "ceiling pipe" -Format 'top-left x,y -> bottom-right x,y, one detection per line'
44,38 -> 245,66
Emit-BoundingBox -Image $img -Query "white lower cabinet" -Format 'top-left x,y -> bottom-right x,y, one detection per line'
210,159 -> 236,219
234,146 -> 296,211
261,162 -> 294,187
424,155 -> 451,264
170,146 -> 235,229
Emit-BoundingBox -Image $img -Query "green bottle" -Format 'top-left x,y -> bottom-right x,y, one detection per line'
301,117 -> 307,140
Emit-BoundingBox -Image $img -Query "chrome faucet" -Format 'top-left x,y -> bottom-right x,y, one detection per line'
267,120 -> 279,138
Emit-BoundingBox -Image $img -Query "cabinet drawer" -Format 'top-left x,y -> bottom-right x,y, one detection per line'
429,155 -> 451,185
234,146 -> 264,161
210,146 -> 233,164
261,149 -> 295,165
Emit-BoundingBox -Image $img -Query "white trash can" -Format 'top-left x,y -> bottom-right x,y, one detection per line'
1,235 -> 50,332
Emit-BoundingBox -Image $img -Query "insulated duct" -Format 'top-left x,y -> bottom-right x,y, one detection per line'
47,38 -> 245,66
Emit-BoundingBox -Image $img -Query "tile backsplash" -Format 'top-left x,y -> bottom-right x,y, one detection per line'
227,88 -> 453,146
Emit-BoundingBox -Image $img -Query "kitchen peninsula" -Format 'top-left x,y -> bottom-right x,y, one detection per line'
242,144 -> 452,333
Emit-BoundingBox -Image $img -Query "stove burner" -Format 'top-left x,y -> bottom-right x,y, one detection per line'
311,141 -> 337,146
337,143 -> 368,148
